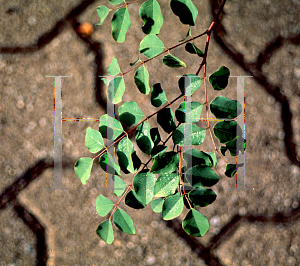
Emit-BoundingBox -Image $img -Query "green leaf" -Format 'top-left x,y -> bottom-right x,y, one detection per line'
139,34 -> 165,59
150,151 -> 179,174
113,176 -> 127,196
170,0 -> 198,26
162,54 -> 186,68
224,163 -> 244,178
96,219 -> 114,244
150,127 -> 161,145
109,0 -> 124,5
117,136 -> 137,173
74,157 -> 93,185
162,192 -> 184,220
99,152 -> 121,176
85,127 -> 105,153
133,169 -> 157,205
210,96 -> 242,119
225,163 -> 237,177
95,195 -> 114,217
111,7 -> 131,43
113,208 -> 136,235
183,149 -> 216,168
96,6 -> 111,26
125,190 -> 146,209
172,123 -> 206,146
151,83 -> 168,107
185,165 -> 219,188
185,42 -> 204,57
106,76 -> 125,104
213,121 -> 242,144
220,146 -> 227,156
139,0 -> 163,35
150,145 -> 167,158
135,121 -> 154,155
209,66 -> 230,91
205,152 -> 217,167
107,56 -> 121,76
182,209 -> 209,237
175,101 -> 202,123
178,74 -> 201,96
221,136 -> 246,156
118,101 -> 144,127
188,187 -> 217,207
134,66 -> 151,94
154,173 -> 179,197
151,198 -> 164,213
179,26 -> 191,42
157,108 -> 176,133
99,114 -> 124,141
102,78 -> 109,86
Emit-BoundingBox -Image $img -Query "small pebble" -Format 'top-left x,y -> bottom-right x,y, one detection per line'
28,16 -> 36,26
146,255 -> 156,265
113,239 -> 121,247
17,100 -> 25,109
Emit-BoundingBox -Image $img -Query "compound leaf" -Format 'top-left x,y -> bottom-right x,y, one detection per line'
154,173 -> 179,197
139,0 -> 163,35
134,66 -> 151,94
85,127 -> 105,153
173,123 -> 206,146
162,54 -> 186,68
210,96 -> 242,119
96,219 -> 114,244
139,34 -> 165,59
162,192 -> 184,220
170,0 -> 198,26
113,208 -> 136,235
209,66 -> 230,91
119,101 -> 144,127
111,7 -> 131,43
221,136 -> 246,156
133,169 -> 157,205
95,195 -> 114,217
74,157 -> 93,185
182,209 -> 209,237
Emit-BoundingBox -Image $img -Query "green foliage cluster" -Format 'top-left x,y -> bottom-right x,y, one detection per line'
75,0 -> 246,244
